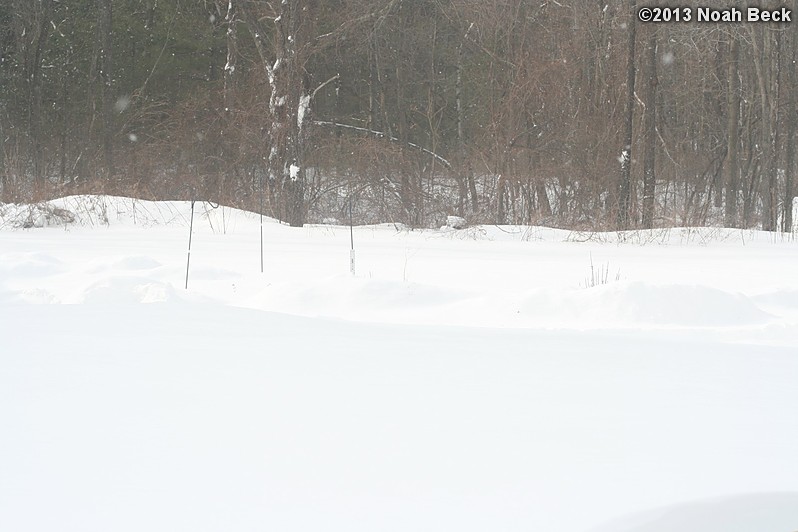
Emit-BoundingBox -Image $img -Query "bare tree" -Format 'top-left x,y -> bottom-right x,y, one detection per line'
219,0 -> 238,115
785,0 -> 798,231
618,0 -> 636,228
98,0 -> 114,183
13,0 -> 53,189
641,25 -> 657,229
239,0 -> 309,226
749,23 -> 783,231
725,33 -> 741,228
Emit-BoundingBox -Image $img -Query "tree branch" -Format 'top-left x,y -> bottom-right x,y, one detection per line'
311,73 -> 339,100
313,120 -> 452,169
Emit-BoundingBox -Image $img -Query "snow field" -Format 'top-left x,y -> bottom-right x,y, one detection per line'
1,196 -> 798,532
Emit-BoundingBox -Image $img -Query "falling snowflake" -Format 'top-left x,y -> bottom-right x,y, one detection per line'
115,95 -> 130,113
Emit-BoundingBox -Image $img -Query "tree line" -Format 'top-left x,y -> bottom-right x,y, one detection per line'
1,0 -> 796,231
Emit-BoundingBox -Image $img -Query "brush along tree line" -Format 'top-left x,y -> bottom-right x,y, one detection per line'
0,0 -> 796,231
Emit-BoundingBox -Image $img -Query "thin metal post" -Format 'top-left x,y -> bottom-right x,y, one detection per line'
259,172 -> 264,273
185,200 -> 195,289
349,196 -> 355,275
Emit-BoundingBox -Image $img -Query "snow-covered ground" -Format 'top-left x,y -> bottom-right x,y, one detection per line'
1,196 -> 797,532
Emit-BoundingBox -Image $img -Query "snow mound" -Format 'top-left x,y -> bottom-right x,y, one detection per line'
587,492 -> 798,532
87,255 -> 163,273
587,282 -> 771,327
445,215 -> 467,229
512,282 -> 770,329
0,195 -> 275,229
249,275 -> 467,318
753,288 -> 798,310
0,287 -> 60,305
81,277 -> 179,304
0,203 -> 75,228
0,252 -> 65,276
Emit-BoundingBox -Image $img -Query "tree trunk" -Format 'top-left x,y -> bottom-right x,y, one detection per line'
618,0 -> 637,229
497,173 -> 507,225
59,75 -> 68,184
785,1 -> 798,232
455,22 -> 478,216
642,27 -> 657,229
0,107 -> 6,199
725,35 -> 741,228
396,0 -> 415,224
28,0 -> 52,189
368,30 -> 378,132
765,30 -> 782,231
241,0 -> 309,227
712,42 -> 724,209
768,30 -> 782,232
222,0 -> 238,115
98,0 -> 114,184
455,24 -> 467,215
751,26 -> 779,231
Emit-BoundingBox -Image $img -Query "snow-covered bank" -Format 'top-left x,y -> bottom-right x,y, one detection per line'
2,196 -> 797,341
2,196 -> 797,532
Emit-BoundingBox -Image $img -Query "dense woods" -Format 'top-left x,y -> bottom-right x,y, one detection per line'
1,0 -> 796,230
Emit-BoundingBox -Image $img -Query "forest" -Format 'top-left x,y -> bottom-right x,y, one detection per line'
1,0 -> 796,230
